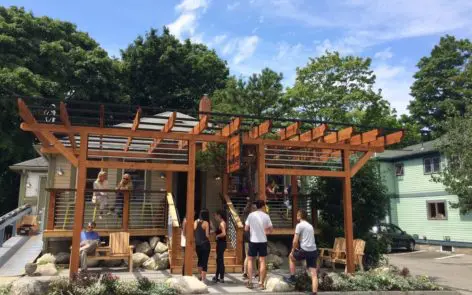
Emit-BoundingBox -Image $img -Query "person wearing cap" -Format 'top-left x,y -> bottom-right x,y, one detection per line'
80,221 -> 100,270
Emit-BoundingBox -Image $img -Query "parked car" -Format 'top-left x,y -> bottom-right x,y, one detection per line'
371,223 -> 415,253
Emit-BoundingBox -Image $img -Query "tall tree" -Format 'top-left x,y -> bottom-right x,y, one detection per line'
434,112 -> 472,214
212,68 -> 286,117
286,51 -> 397,127
0,6 -> 123,214
409,35 -> 472,136
121,27 -> 229,110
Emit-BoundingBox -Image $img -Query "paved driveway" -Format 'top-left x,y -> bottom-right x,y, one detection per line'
388,250 -> 472,294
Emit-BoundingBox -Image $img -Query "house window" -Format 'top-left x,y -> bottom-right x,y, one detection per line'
395,163 -> 404,176
424,156 -> 440,174
427,201 -> 447,220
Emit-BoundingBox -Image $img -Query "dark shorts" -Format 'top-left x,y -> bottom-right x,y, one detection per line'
248,242 -> 268,257
293,249 -> 318,269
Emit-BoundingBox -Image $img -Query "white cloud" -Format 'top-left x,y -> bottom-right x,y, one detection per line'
374,47 -> 393,60
168,0 -> 210,40
208,34 -> 227,47
227,2 -> 240,10
233,36 -> 260,65
314,38 -> 359,56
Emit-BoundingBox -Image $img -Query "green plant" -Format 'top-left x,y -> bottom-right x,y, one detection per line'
149,283 -> 179,295
101,273 -> 119,293
363,233 -> 389,269
0,285 -> 11,295
137,277 -> 153,291
196,143 -> 226,174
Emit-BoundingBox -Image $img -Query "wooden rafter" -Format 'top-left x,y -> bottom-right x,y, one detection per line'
350,151 -> 374,177
247,120 -> 272,139
279,122 -> 300,140
350,129 -> 379,145
148,112 -> 176,153
59,102 -> 77,152
17,99 -> 51,146
319,127 -> 354,161
219,117 -> 241,137
124,107 -> 142,152
41,132 -> 78,167
290,124 -> 327,142
179,115 -> 209,149
385,130 -> 404,145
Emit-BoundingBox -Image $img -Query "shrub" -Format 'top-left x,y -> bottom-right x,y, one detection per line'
363,234 -> 389,269
0,285 -> 11,295
149,283 -> 179,295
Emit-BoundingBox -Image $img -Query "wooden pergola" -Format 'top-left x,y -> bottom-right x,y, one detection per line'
16,96 -> 403,276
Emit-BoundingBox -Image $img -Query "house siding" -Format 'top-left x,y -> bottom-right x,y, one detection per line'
380,154 -> 472,244
53,156 -> 73,188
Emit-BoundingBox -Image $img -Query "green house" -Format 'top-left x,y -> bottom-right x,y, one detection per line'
376,139 -> 472,250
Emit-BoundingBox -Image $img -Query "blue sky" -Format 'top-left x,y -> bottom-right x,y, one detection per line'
2,0 -> 472,115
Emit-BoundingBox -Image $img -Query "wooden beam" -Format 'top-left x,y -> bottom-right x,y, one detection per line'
385,131 -> 404,146
85,160 -> 189,171
247,120 -> 272,139
342,150 -> 355,273
220,117 -> 241,137
59,102 -> 77,152
148,112 -> 176,153
350,151 -> 374,177
292,124 -> 327,142
21,123 -> 228,143
165,171 -> 173,192
258,144 -> 266,200
47,191 -> 56,230
17,98 -> 51,145
179,115 -> 209,149
350,129 -> 379,145
124,107 -> 142,152
184,141 -> 196,276
40,132 -> 78,167
69,132 -> 88,278
266,168 -> 345,178
41,147 -> 186,160
279,122 -> 301,140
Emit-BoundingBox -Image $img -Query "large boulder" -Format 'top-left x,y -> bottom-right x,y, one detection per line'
267,241 -> 278,255
154,241 -> 168,254
166,276 -> 208,294
36,253 -> 56,265
25,263 -> 37,276
275,241 -> 289,257
149,237 -> 160,249
143,257 -> 157,270
11,277 -> 50,295
136,241 -> 153,256
159,251 -> 169,259
34,263 -> 58,276
265,276 -> 295,292
267,254 -> 284,268
54,252 -> 70,264
132,252 -> 149,267
155,253 -> 169,270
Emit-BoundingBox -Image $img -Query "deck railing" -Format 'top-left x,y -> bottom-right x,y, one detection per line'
222,194 -> 244,264
46,188 -> 168,231
166,192 -> 180,266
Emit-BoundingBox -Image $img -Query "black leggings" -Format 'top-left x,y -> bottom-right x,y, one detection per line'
196,242 -> 210,272
216,239 -> 226,279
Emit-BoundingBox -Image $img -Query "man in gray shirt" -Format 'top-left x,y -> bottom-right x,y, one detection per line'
286,209 -> 318,295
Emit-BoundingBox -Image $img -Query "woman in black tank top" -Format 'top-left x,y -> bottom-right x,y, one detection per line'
212,209 -> 227,283
194,209 -> 210,281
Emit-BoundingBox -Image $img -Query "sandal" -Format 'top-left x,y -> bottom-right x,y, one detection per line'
246,281 -> 254,289
258,283 -> 266,290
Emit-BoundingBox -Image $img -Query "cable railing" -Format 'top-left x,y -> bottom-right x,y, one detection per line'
166,192 -> 180,267
47,189 -> 168,231
221,194 -> 244,264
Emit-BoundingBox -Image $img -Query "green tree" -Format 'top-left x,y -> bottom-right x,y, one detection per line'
409,35 -> 472,136
0,6 -> 123,214
121,27 -> 229,110
213,68 -> 286,117
434,113 -> 472,214
287,51 -> 397,127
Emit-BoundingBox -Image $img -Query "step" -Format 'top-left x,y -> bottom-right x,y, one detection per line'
170,264 -> 243,274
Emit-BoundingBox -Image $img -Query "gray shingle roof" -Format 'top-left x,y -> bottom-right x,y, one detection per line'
10,157 -> 48,171
376,138 -> 441,161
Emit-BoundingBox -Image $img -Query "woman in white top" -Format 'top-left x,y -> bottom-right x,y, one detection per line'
92,171 -> 108,220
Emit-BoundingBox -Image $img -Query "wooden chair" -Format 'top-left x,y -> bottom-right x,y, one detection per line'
88,232 -> 134,271
334,239 -> 366,272
318,237 -> 346,269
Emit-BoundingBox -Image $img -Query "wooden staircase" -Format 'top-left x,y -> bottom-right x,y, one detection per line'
168,233 -> 243,274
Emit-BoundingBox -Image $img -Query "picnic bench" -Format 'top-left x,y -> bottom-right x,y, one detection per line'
318,237 -> 365,272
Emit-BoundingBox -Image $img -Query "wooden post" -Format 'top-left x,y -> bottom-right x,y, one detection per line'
257,144 -> 266,200
291,176 -> 298,227
342,150 -> 355,273
184,141 -> 196,276
166,171 -> 173,193
123,191 -> 130,231
47,190 -> 56,230
70,133 -> 88,277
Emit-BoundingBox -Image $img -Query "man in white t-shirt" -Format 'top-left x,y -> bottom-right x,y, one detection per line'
244,200 -> 273,289
285,209 -> 318,295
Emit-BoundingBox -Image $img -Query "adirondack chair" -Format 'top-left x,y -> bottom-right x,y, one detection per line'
318,237 -> 346,269
89,232 -> 134,271
334,239 -> 366,272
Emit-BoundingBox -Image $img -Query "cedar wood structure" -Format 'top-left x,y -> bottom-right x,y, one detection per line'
16,96 -> 403,277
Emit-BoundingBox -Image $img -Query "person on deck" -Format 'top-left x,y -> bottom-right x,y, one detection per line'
213,209 -> 227,283
80,221 -> 100,271
194,209 -> 211,282
115,173 -> 133,218
245,200 -> 273,289
285,209 -> 318,295
92,171 -> 108,220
